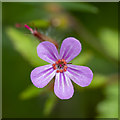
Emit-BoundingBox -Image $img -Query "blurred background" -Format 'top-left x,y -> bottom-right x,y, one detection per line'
2,2 -> 118,118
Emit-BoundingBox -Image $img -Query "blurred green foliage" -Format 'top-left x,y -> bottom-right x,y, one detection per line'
6,27 -> 48,67
43,92 -> 57,116
2,2 -> 118,118
19,85 -> 47,100
99,28 -> 118,60
28,19 -> 50,28
60,2 -> 98,14
97,83 -> 118,118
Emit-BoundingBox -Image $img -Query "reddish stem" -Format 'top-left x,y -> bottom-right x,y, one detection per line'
24,24 -> 58,49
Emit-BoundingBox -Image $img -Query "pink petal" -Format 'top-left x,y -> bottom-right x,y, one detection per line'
30,64 -> 56,88
60,37 -> 81,63
54,72 -> 74,99
37,41 -> 59,64
66,64 -> 93,87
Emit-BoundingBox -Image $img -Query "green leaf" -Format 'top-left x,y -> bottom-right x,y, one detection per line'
60,3 -> 98,14
97,83 -> 118,118
99,28 -> 118,61
6,27 -> 48,67
43,92 -> 57,116
19,85 -> 47,100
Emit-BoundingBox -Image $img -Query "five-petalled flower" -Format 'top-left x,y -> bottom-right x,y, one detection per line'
31,37 -> 93,99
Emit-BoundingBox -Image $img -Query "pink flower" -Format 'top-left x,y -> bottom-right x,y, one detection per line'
31,37 -> 93,99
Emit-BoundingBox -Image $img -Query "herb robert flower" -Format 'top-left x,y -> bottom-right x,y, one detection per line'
31,37 -> 93,99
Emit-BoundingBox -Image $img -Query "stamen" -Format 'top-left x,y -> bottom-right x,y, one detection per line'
58,59 -> 61,63
52,63 -> 56,67
56,70 -> 60,73
55,61 -> 59,65
59,69 -> 63,73
61,59 -> 65,63
61,59 -> 67,65
53,66 -> 57,70
53,59 -> 68,73
63,68 -> 67,72
64,65 -> 67,69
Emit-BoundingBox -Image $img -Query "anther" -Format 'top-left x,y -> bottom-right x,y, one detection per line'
58,59 -> 61,63
59,69 -> 63,73
53,66 -> 57,70
61,59 -> 67,64
52,63 -> 56,67
61,59 -> 65,62
64,65 -> 67,69
55,61 -> 59,64
63,68 -> 67,72
56,70 -> 60,73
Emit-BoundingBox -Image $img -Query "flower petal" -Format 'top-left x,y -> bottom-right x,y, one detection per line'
37,41 -> 59,63
30,64 -> 56,88
66,64 -> 93,87
54,72 -> 74,99
60,37 -> 81,62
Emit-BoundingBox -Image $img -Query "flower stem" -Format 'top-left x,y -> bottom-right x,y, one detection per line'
19,24 -> 58,49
